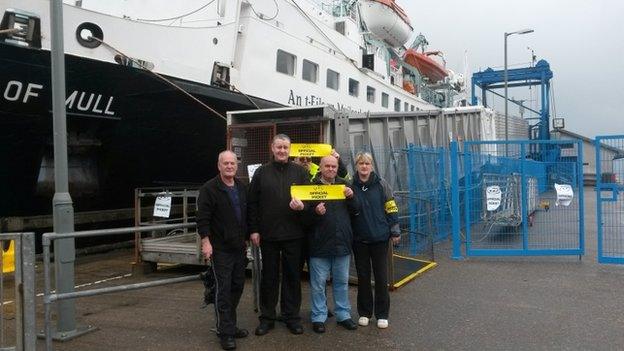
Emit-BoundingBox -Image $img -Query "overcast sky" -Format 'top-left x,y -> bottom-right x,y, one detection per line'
402,0 -> 623,137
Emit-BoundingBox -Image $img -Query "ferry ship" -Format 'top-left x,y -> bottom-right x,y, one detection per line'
0,0 -> 464,218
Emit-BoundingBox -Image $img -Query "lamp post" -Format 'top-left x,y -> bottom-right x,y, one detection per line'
504,29 -> 534,148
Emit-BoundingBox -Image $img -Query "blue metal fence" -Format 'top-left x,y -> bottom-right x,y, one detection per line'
595,135 -> 624,264
450,140 -> 585,258
344,145 -> 451,258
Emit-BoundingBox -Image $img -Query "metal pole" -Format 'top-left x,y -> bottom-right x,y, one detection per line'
504,32 -> 509,156
22,233 -> 37,351
43,239 -> 52,351
450,141 -> 462,260
50,0 -> 78,336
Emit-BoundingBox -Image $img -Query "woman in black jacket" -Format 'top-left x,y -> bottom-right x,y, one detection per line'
351,152 -> 400,329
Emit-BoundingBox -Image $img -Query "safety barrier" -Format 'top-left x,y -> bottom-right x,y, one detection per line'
42,223 -> 198,351
0,233 -> 35,351
134,187 -> 202,267
451,140 -> 585,258
595,135 -> 624,264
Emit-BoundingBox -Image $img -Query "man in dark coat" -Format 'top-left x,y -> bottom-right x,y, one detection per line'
247,134 -> 310,336
197,150 -> 248,350
308,156 -> 360,333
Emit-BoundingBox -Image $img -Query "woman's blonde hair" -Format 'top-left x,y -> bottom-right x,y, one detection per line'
355,151 -> 373,166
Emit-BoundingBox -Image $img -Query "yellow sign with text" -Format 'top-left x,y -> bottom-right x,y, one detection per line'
384,199 -> 399,213
289,143 -> 332,157
290,184 -> 346,201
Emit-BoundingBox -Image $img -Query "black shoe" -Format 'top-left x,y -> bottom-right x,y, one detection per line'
337,319 -> 357,330
312,322 -> 325,334
286,322 -> 304,335
219,335 -> 236,350
327,310 -> 334,318
234,328 -> 248,339
254,321 -> 274,336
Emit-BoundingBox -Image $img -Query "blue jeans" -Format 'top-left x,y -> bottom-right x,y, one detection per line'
309,255 -> 351,323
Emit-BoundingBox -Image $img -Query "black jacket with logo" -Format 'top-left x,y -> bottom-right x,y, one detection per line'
308,175 -> 360,257
197,175 -> 248,252
247,161 -> 310,241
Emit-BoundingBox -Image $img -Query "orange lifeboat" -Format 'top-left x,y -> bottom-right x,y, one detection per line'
404,49 -> 449,83
403,81 -> 415,94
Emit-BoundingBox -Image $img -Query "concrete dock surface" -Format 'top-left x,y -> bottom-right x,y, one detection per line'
28,189 -> 624,350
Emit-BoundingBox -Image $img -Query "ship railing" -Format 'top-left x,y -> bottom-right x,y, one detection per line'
41,223 -> 197,351
0,232 -> 35,351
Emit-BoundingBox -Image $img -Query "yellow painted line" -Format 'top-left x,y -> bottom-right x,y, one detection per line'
392,260 -> 437,289
393,253 -> 432,263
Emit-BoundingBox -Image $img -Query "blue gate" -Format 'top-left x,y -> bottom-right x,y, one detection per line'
451,140 -> 585,258
595,135 -> 624,264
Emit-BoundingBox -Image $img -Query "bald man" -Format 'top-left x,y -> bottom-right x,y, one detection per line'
197,150 -> 248,350
308,156 -> 360,333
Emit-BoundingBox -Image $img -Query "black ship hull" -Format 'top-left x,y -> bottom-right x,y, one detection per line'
0,43 -> 280,218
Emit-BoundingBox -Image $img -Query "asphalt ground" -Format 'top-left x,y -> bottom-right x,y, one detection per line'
17,188 -> 624,350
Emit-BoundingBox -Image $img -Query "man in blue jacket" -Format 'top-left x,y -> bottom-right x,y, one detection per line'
308,156 -> 360,333
197,150 -> 249,350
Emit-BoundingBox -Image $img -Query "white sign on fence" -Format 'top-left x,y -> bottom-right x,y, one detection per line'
153,195 -> 172,218
554,183 -> 574,207
247,163 -> 261,180
486,185 -> 502,211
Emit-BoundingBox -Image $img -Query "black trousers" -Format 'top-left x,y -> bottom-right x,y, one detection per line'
212,248 -> 246,336
259,238 -> 304,324
352,240 -> 390,320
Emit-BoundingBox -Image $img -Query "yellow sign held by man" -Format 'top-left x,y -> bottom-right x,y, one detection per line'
289,143 -> 332,157
290,184 -> 345,201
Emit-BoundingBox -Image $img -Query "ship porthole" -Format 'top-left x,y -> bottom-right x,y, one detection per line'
213,37 -> 218,45
76,22 -> 103,48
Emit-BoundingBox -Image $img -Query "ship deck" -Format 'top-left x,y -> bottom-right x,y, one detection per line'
12,188 -> 624,350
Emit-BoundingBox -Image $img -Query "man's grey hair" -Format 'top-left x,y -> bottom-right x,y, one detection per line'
217,150 -> 237,163
272,133 -> 291,144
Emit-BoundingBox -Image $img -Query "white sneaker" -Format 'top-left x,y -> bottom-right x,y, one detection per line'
358,317 -> 369,326
377,319 -> 388,329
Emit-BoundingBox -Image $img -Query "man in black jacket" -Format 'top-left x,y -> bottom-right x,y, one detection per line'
248,134 -> 310,336
197,150 -> 248,350
308,156 -> 360,333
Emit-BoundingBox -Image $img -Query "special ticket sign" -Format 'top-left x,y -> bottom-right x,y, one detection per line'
289,143 -> 332,157
290,184 -> 345,201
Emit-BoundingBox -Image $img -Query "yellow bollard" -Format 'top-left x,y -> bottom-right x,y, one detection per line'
2,240 -> 15,273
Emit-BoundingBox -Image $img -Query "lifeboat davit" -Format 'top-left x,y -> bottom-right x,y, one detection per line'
403,49 -> 449,83
359,0 -> 413,47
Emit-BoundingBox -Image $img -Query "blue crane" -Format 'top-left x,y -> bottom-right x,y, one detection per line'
471,60 -> 553,141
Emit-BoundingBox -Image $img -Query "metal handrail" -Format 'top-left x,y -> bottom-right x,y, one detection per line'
0,232 -> 35,351
42,223 -> 197,351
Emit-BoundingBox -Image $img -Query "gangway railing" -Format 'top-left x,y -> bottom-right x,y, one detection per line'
42,223 -> 197,351
133,187 -> 201,267
0,233 -> 35,351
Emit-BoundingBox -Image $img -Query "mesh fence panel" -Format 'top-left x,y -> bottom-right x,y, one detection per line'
596,136 -> 624,263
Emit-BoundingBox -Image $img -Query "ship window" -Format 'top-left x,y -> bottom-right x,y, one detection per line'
410,105 -> 415,111
276,50 -> 296,76
394,98 -> 401,112
367,86 -> 375,103
335,21 -> 346,35
302,59 -> 318,83
327,69 -> 340,90
382,93 -> 389,108
404,102 -> 409,111
349,79 -> 359,97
